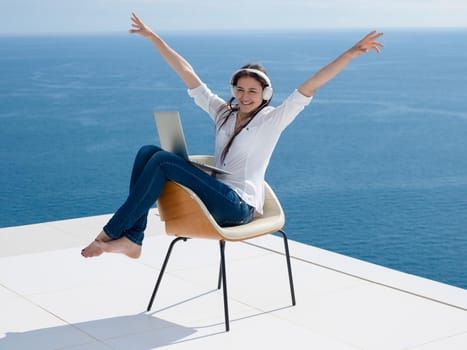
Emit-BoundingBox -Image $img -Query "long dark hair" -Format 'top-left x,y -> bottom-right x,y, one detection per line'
217,64 -> 272,162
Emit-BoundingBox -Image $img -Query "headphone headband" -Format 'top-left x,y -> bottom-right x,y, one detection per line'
231,68 -> 272,88
230,68 -> 273,100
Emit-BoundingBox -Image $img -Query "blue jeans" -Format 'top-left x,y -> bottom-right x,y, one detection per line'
103,145 -> 254,245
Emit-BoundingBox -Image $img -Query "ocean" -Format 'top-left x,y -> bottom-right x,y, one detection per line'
1,30 -> 466,290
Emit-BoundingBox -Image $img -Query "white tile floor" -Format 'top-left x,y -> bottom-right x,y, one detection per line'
1,209 -> 466,350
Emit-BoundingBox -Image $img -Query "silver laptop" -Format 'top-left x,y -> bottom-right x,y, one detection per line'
154,111 -> 231,175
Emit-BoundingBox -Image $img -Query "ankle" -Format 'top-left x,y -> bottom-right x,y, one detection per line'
96,230 -> 112,242
101,237 -> 142,259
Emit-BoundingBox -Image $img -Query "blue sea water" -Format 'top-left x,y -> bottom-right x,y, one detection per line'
1,30 -> 467,290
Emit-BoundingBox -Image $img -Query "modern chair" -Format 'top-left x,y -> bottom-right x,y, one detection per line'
146,156 -> 296,332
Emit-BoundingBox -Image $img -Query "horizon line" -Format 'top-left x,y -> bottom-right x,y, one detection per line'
1,26 -> 467,38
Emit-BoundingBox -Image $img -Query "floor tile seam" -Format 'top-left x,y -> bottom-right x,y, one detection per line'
243,240 -> 467,312
136,257 -> 270,278
302,281 -> 373,299
113,323 -> 227,348
0,239 -> 70,259
159,271 -> 222,296
267,312 -> 364,350
145,280 -> 271,326
297,256 -> 467,312
0,244 -> 82,258
402,330 -> 467,350
1,285 -> 70,326
163,261 -> 288,293
222,297 -> 298,330
21,283 -> 104,299
138,249 -> 274,274
7,267 -> 141,298
228,298 -> 364,350
247,284 -> 465,349
143,265 -> 305,321
147,305 -> 231,331
70,318 -> 180,345
150,253 -> 275,275
140,264 -> 220,288
225,251 -> 277,263
254,290 -> 463,350
18,300 -> 195,348
144,271 -> 225,312
54,338 -> 114,350
1,282 -> 106,346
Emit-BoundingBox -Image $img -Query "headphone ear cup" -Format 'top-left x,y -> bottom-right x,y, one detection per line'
263,86 -> 273,100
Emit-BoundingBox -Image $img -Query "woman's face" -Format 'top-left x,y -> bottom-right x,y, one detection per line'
233,76 -> 264,117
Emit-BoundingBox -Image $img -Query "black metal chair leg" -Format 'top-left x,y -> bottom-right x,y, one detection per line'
147,236 -> 187,311
219,240 -> 230,332
278,229 -> 296,306
147,233 -> 292,332
217,259 -> 222,290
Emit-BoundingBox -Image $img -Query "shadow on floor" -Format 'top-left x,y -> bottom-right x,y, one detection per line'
1,312 -> 196,350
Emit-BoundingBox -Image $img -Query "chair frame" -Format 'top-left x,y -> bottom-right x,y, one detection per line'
146,157 -> 296,331
146,229 -> 296,332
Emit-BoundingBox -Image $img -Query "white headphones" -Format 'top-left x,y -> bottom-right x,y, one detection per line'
230,68 -> 273,101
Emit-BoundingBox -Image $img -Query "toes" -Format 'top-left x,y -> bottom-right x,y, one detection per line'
81,240 -> 104,258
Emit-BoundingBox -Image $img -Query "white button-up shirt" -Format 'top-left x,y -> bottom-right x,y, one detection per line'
188,84 -> 312,214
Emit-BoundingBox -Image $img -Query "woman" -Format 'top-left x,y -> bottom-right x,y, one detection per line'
81,13 -> 383,259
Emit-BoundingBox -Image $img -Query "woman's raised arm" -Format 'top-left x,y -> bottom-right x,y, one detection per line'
298,31 -> 384,97
129,13 -> 202,90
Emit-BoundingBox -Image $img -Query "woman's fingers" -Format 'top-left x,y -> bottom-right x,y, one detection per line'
358,31 -> 384,53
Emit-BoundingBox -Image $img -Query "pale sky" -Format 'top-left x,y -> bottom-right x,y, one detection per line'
1,0 -> 467,35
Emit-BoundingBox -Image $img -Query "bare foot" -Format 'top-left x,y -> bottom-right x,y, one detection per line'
100,237 -> 142,259
81,239 -> 105,258
81,231 -> 112,258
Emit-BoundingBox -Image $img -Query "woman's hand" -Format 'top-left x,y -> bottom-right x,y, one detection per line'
129,12 -> 155,39
348,31 -> 384,57
128,12 -> 202,89
298,30 -> 384,97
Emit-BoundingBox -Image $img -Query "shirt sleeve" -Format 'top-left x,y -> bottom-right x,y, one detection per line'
263,89 -> 313,131
188,84 -> 226,122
